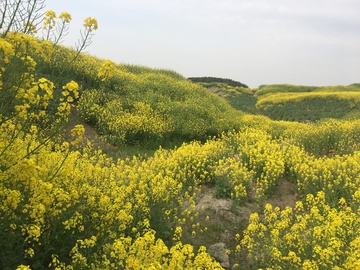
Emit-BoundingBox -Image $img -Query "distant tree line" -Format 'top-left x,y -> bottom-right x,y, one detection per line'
188,76 -> 249,88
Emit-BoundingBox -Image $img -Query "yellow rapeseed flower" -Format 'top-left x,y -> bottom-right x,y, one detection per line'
83,17 -> 98,32
43,10 -> 57,30
59,12 -> 72,23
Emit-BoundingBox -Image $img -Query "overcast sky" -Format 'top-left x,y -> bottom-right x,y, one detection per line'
45,0 -> 360,88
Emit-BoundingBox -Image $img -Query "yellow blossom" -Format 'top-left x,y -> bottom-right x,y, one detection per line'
83,17 -> 98,32
59,12 -> 72,23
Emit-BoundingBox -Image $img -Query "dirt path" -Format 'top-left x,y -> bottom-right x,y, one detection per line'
65,105 -> 112,150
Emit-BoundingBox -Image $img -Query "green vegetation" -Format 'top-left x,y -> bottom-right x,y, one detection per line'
188,76 -> 249,88
255,83 -> 360,97
256,89 -> 360,122
193,81 -> 257,114
193,82 -> 360,122
256,84 -> 319,96
75,65 -> 246,147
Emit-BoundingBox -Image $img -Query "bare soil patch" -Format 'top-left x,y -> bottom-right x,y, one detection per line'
188,179 -> 298,268
65,105 -> 113,150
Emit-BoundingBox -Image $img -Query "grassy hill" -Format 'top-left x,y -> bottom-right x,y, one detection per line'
1,6 -> 360,269
198,82 -> 360,122
190,79 -> 258,115
31,45 -> 248,148
255,84 -> 360,121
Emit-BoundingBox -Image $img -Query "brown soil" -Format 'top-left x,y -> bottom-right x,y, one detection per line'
186,179 -> 298,268
206,87 -> 228,99
266,178 -> 298,209
65,105 -> 113,150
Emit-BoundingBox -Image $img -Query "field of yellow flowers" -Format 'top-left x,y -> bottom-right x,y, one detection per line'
1,3 -> 360,269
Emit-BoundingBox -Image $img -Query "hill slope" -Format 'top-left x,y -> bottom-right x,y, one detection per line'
198,82 -> 360,122
33,46 -> 247,147
254,84 -> 360,121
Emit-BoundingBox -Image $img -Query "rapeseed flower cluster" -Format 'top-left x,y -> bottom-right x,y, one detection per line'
43,10 -> 57,31
77,65 -> 244,146
285,119 -> 360,156
1,119 -> 224,268
79,87 -> 172,145
239,192 -> 360,269
83,17 -> 98,32
59,12 -> 72,24
97,59 -> 116,82
221,129 -> 286,204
